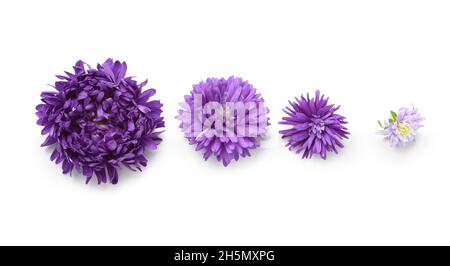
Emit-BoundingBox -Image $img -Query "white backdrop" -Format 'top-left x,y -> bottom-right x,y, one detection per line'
1,0 -> 449,245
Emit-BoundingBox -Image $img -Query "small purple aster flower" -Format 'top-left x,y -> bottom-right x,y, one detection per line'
36,59 -> 164,184
176,76 -> 269,166
279,90 -> 349,159
378,106 -> 424,147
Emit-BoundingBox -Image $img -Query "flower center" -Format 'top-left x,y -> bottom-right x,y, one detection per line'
309,119 -> 325,137
397,122 -> 410,137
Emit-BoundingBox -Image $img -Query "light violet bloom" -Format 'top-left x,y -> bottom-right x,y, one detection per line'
378,107 -> 424,147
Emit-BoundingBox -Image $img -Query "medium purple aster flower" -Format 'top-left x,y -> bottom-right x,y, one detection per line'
36,59 -> 164,184
176,76 -> 269,166
378,106 -> 424,147
279,90 -> 349,159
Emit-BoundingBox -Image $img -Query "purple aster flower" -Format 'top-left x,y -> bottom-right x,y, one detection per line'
176,76 -> 269,166
279,90 -> 349,159
36,59 -> 164,184
378,106 -> 424,147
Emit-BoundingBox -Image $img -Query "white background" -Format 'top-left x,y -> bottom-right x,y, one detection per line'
0,0 -> 449,245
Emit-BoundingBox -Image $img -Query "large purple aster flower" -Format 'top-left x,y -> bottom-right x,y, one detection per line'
36,59 -> 164,184
378,106 -> 424,147
279,90 -> 349,159
176,76 -> 269,166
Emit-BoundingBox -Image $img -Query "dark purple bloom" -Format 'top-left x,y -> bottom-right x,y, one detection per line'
279,90 -> 349,159
36,59 -> 164,184
176,76 -> 269,166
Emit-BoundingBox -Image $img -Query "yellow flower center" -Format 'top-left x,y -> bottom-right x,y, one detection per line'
397,122 -> 410,137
